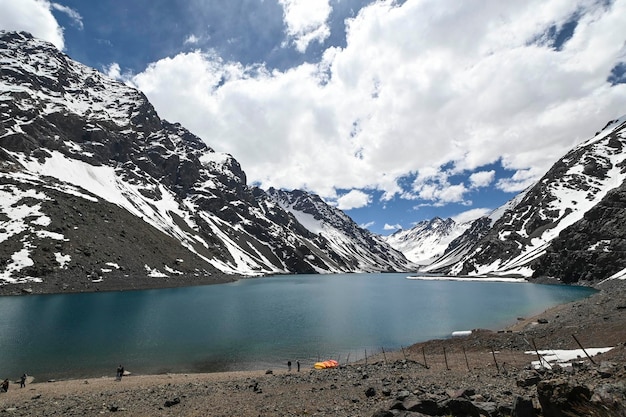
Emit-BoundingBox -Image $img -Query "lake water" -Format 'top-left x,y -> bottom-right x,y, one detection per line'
0,273 -> 595,380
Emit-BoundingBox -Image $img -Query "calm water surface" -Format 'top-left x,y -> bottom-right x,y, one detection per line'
0,273 -> 595,380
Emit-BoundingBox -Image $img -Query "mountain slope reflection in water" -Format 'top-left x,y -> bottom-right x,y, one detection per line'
0,273 -> 594,380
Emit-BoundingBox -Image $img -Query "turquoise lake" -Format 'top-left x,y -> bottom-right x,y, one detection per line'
0,273 -> 595,380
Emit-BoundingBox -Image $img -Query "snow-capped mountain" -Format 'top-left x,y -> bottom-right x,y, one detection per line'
426,117 -> 626,283
266,188 -> 415,272
383,217 -> 471,266
0,31 -> 412,292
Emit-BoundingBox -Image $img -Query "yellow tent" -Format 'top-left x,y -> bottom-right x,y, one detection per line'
313,359 -> 338,369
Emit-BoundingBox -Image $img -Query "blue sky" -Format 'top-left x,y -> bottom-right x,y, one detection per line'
2,0 -> 626,234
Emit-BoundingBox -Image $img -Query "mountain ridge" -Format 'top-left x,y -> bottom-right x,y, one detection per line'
387,117 -> 626,283
0,31 -> 412,294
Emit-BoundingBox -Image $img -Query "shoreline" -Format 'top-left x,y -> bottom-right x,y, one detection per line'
1,279 -> 624,416
0,275 -> 611,381
0,270 -> 588,297
15,278 -> 620,384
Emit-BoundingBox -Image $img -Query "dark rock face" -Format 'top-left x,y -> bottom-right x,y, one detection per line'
0,31 -> 411,293
532,181 -> 626,283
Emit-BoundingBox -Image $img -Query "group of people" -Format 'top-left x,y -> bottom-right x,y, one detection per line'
0,374 -> 27,392
286,360 -> 301,372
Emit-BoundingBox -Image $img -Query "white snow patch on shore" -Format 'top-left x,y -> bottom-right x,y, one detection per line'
527,347 -> 614,369
0,246 -> 42,284
407,276 -> 527,283
55,252 -> 71,268
145,265 -> 168,278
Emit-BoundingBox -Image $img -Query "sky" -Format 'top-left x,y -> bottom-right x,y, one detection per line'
1,0 -> 626,235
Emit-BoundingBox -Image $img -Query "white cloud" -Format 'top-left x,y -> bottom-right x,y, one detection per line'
131,0 -> 626,209
384,223 -> 402,231
103,62 -> 134,83
496,168 -> 543,193
469,170 -> 495,188
104,63 -> 122,80
452,208 -> 492,224
51,2 -> 83,30
410,169 -> 469,206
336,189 -> 371,210
360,220 -> 375,229
278,0 -> 332,52
0,0 -> 64,49
184,34 -> 200,45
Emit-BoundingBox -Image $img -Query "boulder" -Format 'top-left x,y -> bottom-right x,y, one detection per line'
511,396 -> 536,417
164,397 -> 181,407
537,379 -> 591,417
439,398 -> 480,417
517,370 -> 541,387
472,401 -> 498,416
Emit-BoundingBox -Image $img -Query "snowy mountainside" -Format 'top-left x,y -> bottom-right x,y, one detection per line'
440,116 -> 626,282
418,187 -> 532,274
383,217 -> 470,266
266,188 -> 416,272
0,31 -> 412,293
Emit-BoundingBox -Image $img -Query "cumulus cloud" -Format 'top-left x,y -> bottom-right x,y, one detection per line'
336,189 -> 371,210
0,0 -> 64,49
469,170 -> 495,188
130,0 -> 626,209
278,0 -> 332,52
384,223 -> 402,231
496,168 -> 543,193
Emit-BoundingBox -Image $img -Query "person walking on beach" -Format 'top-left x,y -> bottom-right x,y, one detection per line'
297,360 -> 300,372
116,365 -> 123,381
20,373 -> 27,388
287,360 -> 292,372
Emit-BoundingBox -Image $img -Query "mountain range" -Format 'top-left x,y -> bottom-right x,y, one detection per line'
0,31 -> 413,294
1,31 -> 625,294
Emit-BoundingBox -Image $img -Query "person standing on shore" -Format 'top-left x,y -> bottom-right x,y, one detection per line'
1,379 -> 8,392
116,365 -> 123,381
297,360 -> 300,372
20,373 -> 27,388
287,360 -> 292,372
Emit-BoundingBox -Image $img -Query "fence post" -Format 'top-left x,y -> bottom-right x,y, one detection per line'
572,334 -> 597,365
462,346 -> 470,372
491,347 -> 500,373
531,338 -> 546,369
443,347 -> 450,370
